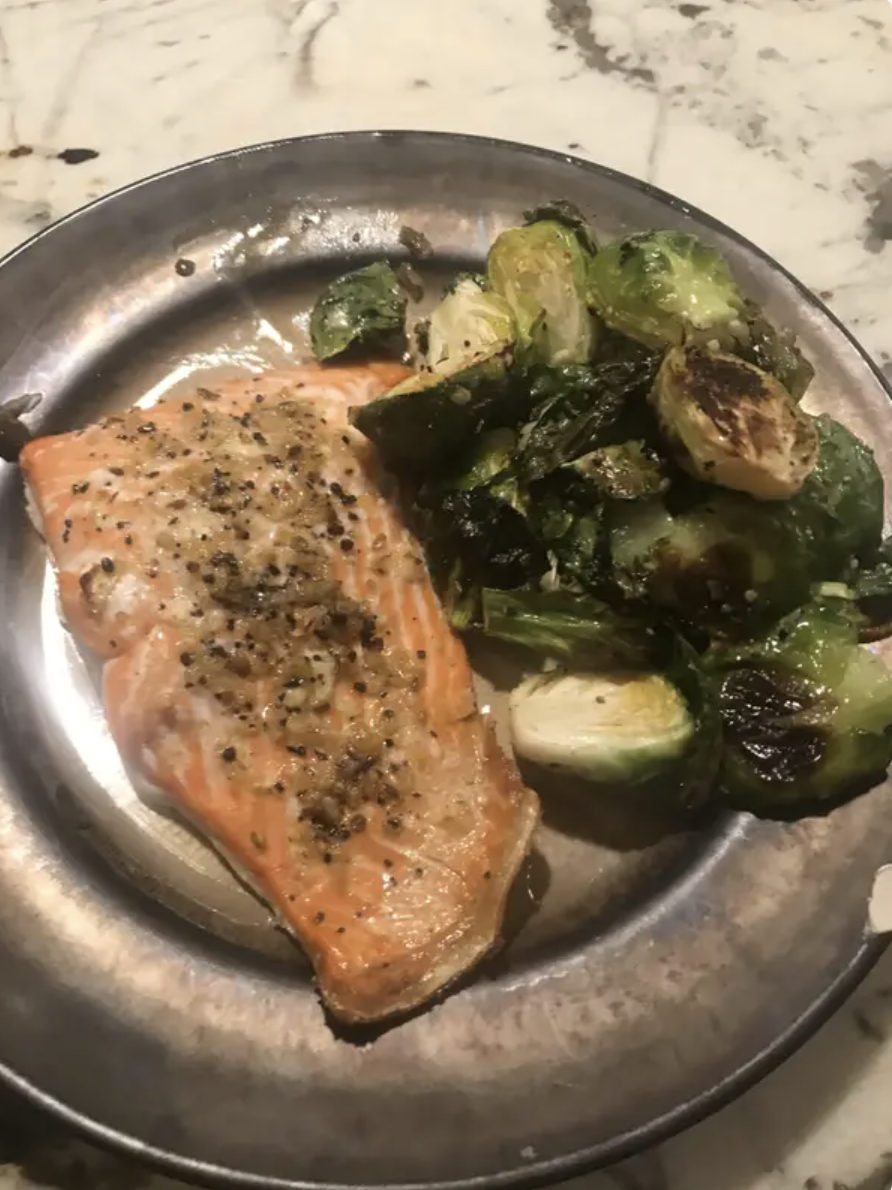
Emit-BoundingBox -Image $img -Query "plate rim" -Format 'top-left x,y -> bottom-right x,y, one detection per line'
0,128 -> 889,1190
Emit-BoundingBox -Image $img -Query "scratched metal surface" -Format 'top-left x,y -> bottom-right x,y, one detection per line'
0,132 -> 889,1190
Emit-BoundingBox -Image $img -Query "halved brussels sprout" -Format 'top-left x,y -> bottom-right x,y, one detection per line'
587,230 -> 744,349
488,213 -> 597,366
425,278 -> 516,374
349,346 -> 514,469
511,670 -> 692,783
508,634 -> 718,803
610,493 -> 813,632
310,262 -> 407,360
651,345 -> 819,500
714,597 -> 892,808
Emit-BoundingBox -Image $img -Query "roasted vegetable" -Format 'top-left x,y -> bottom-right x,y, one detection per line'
516,356 -> 660,481
310,262 -> 407,360
350,346 -> 516,470
610,493 -> 813,632
415,488 -> 547,628
488,211 -> 597,365
588,230 -> 744,349
854,539 -> 892,641
508,635 -> 719,802
528,477 -> 606,592
522,200 -> 599,256
650,345 -> 819,500
566,441 -> 667,501
425,277 -> 516,374
714,597 -> 892,808
789,414 -> 884,574
732,301 -> 815,402
482,589 -> 648,666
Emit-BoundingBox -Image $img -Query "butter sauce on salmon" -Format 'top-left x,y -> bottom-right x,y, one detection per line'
21,363 -> 539,1023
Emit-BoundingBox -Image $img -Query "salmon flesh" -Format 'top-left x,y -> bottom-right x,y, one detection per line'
21,364 -> 540,1023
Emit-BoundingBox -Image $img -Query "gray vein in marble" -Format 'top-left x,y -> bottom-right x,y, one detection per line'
546,0 -> 656,85
296,0 -> 340,87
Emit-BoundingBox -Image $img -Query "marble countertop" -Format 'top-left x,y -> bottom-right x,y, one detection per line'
0,0 -> 891,1187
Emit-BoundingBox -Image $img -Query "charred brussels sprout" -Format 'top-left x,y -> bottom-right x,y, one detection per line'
349,346 -> 515,470
588,230 -> 744,350
566,441 -> 667,500
610,493 -> 813,632
310,262 -> 407,360
508,635 -> 719,804
487,210 -> 597,365
714,598 -> 892,808
650,345 -> 819,500
425,277 -> 515,374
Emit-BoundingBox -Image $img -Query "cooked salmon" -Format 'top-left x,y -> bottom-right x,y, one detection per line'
21,363 -> 539,1023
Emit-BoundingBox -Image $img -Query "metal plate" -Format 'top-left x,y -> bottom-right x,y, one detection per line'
0,131 -> 889,1190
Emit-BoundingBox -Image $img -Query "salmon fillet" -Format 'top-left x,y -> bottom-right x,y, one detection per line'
21,363 -> 539,1023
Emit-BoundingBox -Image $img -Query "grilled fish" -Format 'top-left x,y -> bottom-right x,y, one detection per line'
21,363 -> 539,1023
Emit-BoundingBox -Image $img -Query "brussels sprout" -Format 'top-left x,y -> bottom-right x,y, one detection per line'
310,262 -> 407,361
588,230 -> 744,349
449,428 -> 517,491
516,355 -> 660,481
425,278 -> 516,374
732,301 -> 815,402
522,200 -> 599,256
482,588 -> 648,667
508,635 -> 718,802
610,492 -> 813,632
650,345 -> 819,500
349,346 -> 516,470
790,414 -> 884,574
567,440 -> 667,500
714,598 -> 892,808
853,538 -> 892,641
487,213 -> 597,366
415,487 -> 547,629
528,477 -> 606,592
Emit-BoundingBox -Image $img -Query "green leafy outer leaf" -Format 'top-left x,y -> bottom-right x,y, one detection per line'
528,478 -> 606,592
516,355 -> 660,481
349,346 -> 519,470
481,588 -> 649,667
854,537 -> 892,641
488,220 -> 597,365
587,230 -> 744,349
522,200 -> 600,257
309,262 -> 407,361
731,300 -> 815,402
713,597 -> 892,808
566,441 -> 667,501
414,487 -> 548,628
788,414 -> 885,575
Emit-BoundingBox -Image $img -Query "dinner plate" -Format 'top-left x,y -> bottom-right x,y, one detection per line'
0,131 -> 890,1190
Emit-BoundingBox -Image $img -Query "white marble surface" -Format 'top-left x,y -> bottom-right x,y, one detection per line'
0,0 -> 891,1188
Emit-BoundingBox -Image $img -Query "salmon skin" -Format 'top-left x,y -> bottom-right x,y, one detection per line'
21,363 -> 539,1023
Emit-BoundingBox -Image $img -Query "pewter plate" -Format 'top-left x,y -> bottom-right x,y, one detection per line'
0,131 -> 889,1190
